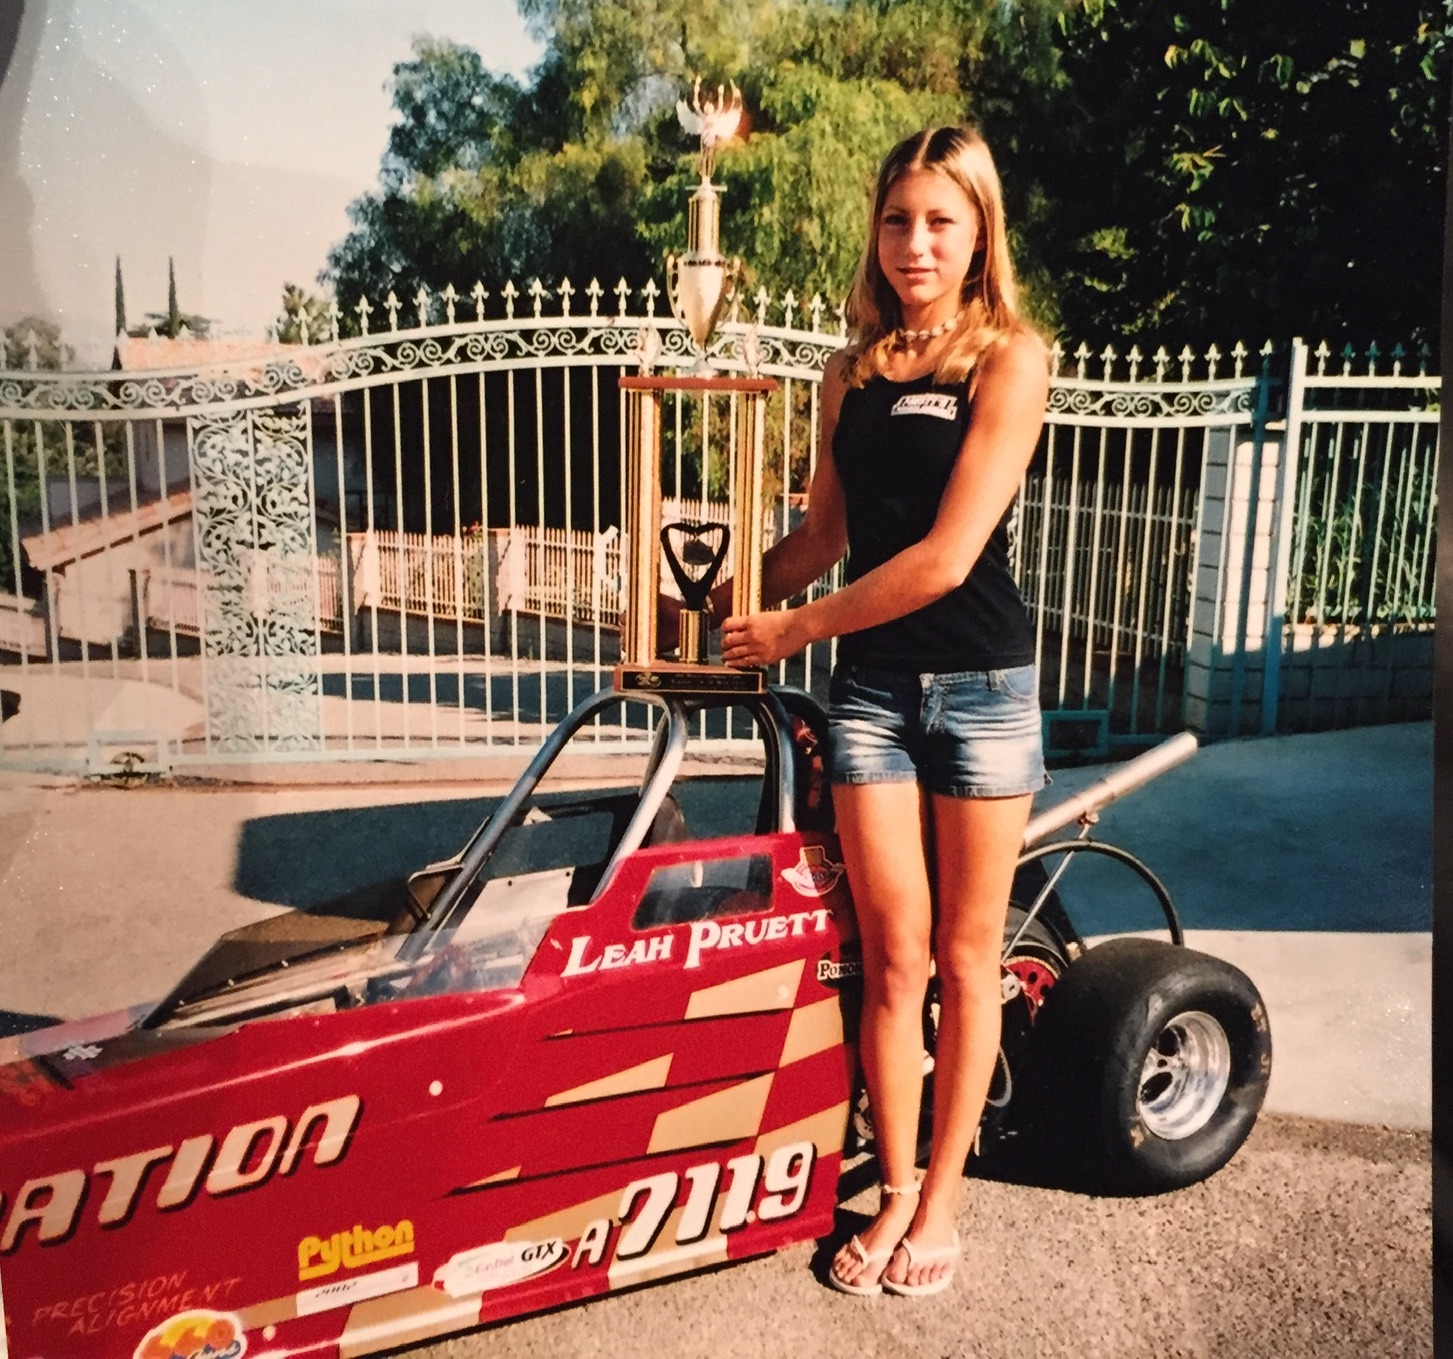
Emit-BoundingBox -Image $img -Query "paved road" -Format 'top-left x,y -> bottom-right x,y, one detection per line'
421,1116 -> 1429,1359
0,720 -> 1432,1357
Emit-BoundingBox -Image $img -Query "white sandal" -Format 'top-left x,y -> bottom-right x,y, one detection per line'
881,1229 -> 961,1298
827,1181 -> 920,1297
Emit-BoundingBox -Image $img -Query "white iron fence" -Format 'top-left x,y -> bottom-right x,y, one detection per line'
0,282 -> 1436,772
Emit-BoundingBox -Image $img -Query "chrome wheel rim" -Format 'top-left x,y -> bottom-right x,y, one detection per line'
1136,1009 -> 1231,1140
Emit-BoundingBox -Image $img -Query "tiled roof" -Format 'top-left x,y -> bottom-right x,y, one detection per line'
22,489 -> 193,570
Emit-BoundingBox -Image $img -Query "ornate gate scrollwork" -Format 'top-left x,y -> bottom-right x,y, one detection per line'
189,407 -> 323,753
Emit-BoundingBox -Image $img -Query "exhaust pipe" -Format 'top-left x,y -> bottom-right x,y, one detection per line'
1022,731 -> 1198,849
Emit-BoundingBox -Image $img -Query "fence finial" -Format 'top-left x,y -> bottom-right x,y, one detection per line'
1126,345 -> 1143,380
442,282 -> 459,324
528,278 -> 547,318
586,278 -> 604,318
641,278 -> 660,318
471,281 -> 489,321
385,291 -> 402,332
414,284 -> 431,329
355,295 -> 373,336
558,277 -> 576,316
614,278 -> 631,318
501,279 -> 519,319
1231,340 -> 1248,378
1153,346 -> 1170,379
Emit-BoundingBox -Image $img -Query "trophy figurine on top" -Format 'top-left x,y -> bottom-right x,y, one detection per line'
666,80 -> 745,377
614,78 -> 777,696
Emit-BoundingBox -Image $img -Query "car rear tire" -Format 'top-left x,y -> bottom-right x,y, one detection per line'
1032,937 -> 1271,1193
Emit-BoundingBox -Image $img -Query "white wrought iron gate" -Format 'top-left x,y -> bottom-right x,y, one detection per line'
0,290 -> 1436,775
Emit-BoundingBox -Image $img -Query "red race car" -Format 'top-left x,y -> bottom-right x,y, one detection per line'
0,685 -> 1269,1359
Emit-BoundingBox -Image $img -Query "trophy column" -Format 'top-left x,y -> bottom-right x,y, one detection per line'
616,374 -> 778,696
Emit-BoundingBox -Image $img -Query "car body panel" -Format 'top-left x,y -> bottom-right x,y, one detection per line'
0,825 -> 858,1359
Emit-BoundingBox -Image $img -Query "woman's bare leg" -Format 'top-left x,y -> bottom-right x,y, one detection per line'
828,780 -> 934,1289
884,791 -> 1033,1290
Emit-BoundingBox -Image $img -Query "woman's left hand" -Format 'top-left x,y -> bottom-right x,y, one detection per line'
720,609 -> 805,668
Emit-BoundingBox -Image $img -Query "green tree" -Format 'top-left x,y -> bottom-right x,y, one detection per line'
132,256 -> 212,339
1005,0 -> 1451,347
1,318 -> 75,594
275,283 -> 336,344
114,257 -> 127,336
321,1 -> 1063,327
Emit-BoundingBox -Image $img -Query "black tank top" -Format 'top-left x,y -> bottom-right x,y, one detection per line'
831,371 -> 1036,671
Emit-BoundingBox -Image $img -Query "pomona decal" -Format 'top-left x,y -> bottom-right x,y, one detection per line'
816,956 -> 862,985
1,1095 -> 361,1256
434,1239 -> 568,1297
298,1219 -> 414,1281
133,1309 -> 245,1359
780,846 -> 844,898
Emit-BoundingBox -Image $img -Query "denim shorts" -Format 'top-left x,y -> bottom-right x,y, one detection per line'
827,662 -> 1047,799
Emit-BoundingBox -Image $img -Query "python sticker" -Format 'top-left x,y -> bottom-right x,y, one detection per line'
133,1310 -> 245,1359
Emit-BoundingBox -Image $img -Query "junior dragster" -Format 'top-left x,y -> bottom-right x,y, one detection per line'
0,685 -> 1270,1359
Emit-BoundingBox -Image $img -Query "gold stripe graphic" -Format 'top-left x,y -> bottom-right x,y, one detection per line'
648,1073 -> 773,1155
753,1100 -> 851,1162
340,1287 -> 480,1359
608,1230 -> 730,1290
505,1186 -> 620,1244
778,996 -> 844,1067
464,1164 -> 522,1188
685,960 -> 804,1020
544,1053 -> 673,1108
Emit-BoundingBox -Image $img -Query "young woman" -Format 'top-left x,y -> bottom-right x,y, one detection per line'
716,125 -> 1050,1297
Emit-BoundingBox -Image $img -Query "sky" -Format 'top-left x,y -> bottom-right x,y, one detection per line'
0,0 -> 543,366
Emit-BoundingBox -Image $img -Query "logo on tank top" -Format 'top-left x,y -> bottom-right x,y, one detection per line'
889,392 -> 959,421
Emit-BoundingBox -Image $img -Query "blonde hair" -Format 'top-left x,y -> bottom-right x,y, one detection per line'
843,125 -> 1030,387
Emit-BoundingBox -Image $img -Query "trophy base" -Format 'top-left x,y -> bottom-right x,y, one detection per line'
614,662 -> 766,696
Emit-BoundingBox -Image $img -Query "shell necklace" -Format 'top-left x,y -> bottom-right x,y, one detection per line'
893,310 -> 964,347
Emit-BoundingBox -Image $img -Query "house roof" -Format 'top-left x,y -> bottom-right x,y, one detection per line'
22,489 -> 193,571
111,334 -> 340,386
112,335 -> 300,371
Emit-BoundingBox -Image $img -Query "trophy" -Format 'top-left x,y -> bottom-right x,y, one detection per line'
615,77 -> 775,697
666,80 -> 745,376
